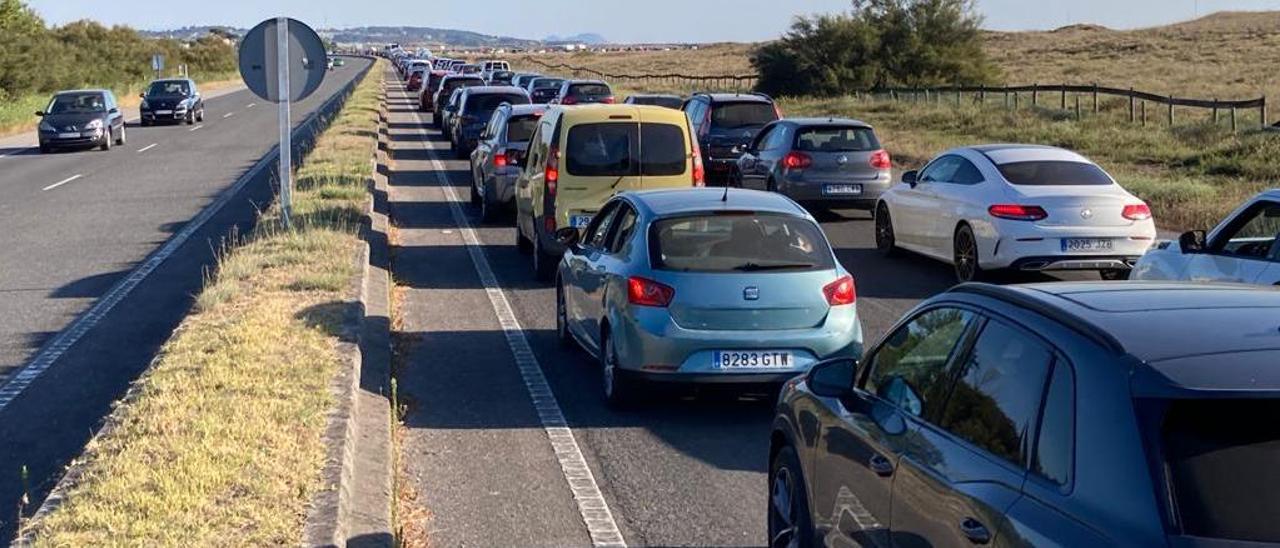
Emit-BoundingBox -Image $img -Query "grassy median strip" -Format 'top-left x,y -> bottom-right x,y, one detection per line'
21,62 -> 382,546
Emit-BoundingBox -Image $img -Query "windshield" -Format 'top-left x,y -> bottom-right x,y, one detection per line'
47,93 -> 106,114
711,102 -> 777,130
565,122 -> 687,177
650,214 -> 835,272
795,127 -> 880,152
506,115 -> 540,142
997,161 -> 1114,186
146,81 -> 189,97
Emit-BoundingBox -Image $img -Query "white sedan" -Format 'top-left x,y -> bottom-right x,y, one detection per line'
874,145 -> 1157,282
1132,189 -> 1280,285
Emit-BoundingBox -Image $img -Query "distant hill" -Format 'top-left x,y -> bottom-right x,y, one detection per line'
545,33 -> 608,45
319,26 -> 540,48
138,26 -> 243,41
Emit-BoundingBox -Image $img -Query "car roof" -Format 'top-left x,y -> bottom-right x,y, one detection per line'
552,103 -> 690,124
566,79 -> 608,85
780,117 -> 873,129
442,74 -> 483,81
962,144 -> 1092,165
629,94 -> 682,99
626,188 -> 809,218
55,89 -> 109,95
463,86 -> 528,95
1258,188 -> 1280,200
952,282 -> 1280,366
694,92 -> 773,103
505,104 -> 546,116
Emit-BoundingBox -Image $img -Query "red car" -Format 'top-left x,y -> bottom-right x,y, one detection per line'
406,69 -> 426,92
419,70 -> 448,112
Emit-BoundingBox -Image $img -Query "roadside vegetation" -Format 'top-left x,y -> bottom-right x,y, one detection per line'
0,0 -> 238,135
18,61 -> 380,545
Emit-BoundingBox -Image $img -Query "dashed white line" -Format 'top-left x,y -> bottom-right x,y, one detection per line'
416,105 -> 627,547
189,125 -> 203,132
42,174 -> 82,191
223,112 -> 235,119
137,143 -> 158,153
246,102 -> 257,109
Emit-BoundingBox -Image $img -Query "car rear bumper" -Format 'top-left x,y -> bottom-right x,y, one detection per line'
1009,255 -> 1142,271
979,219 -> 1158,269
780,174 -> 891,208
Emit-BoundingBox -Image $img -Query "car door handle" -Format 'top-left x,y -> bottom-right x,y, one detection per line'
868,454 -> 894,477
959,517 -> 991,545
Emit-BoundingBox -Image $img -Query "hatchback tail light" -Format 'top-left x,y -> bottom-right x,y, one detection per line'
628,276 -> 675,307
602,96 -> 616,104
494,148 -> 508,167
869,149 -> 892,170
1122,203 -> 1152,221
691,141 -> 705,186
823,275 -> 856,306
561,96 -> 579,105
988,204 -> 1048,221
782,151 -> 812,170
545,145 -> 560,196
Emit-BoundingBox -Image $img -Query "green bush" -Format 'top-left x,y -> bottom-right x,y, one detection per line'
753,0 -> 998,97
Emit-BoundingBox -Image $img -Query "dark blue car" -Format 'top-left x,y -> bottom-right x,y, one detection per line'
769,282 -> 1280,547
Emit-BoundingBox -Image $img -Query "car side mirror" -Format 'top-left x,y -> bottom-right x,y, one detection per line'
806,358 -> 858,398
1179,230 -> 1207,253
902,170 -> 918,187
34,111 -> 44,117
554,226 -> 581,251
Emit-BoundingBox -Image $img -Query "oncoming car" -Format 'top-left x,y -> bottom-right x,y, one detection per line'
36,89 -> 126,153
554,189 -> 863,406
139,78 -> 204,125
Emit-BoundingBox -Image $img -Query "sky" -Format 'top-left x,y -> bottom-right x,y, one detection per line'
24,0 -> 1280,43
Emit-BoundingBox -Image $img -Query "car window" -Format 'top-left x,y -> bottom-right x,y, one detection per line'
570,84 -> 612,97
485,110 -> 505,140
997,161 -> 1113,186
1210,201 -> 1280,260
763,126 -> 791,151
750,126 -> 774,151
639,123 -> 687,176
950,157 -> 984,184
505,114 -> 540,143
939,319 -> 1053,467
710,102 -> 777,130
606,204 -> 638,254
863,308 -> 975,418
465,93 -> 530,114
795,127 -> 880,152
1033,360 -> 1074,485
650,214 -> 835,272
584,201 -> 622,249
919,156 -> 961,183
146,81 -> 190,96
685,101 -> 706,132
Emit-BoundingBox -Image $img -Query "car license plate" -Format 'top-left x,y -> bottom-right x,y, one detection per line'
823,184 -> 862,195
57,132 -> 79,139
569,214 -> 593,228
713,351 -> 794,369
156,110 -> 172,115
1061,238 -> 1114,252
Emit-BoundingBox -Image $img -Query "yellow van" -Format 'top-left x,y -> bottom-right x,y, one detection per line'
515,104 -> 705,279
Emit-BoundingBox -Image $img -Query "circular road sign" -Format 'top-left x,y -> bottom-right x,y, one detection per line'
238,17 -> 327,103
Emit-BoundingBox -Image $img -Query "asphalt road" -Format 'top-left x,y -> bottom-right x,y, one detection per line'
0,56 -> 373,543
382,72 -> 1103,547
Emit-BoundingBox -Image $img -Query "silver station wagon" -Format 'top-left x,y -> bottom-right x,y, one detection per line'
553,188 -> 864,406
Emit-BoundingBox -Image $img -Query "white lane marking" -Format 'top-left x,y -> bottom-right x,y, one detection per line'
246,102 -> 257,109
0,148 -> 33,159
137,143 -> 158,153
42,174 -> 83,191
0,59 -> 373,413
413,102 -> 627,548
189,125 -> 203,132
223,112 -> 235,119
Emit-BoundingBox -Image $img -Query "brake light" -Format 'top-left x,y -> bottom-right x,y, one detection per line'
561,96 -> 578,105
602,96 -> 616,104
628,276 -> 675,307
691,140 -> 705,186
494,148 -> 508,167
545,145 -> 560,196
1122,203 -> 1152,221
782,151 -> 812,170
869,149 -> 892,170
823,275 -> 856,306
988,204 -> 1048,221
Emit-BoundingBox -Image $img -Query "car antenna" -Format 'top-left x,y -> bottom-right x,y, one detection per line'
721,184 -> 729,202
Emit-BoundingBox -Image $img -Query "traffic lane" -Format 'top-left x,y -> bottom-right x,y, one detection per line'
0,58 -> 373,542
0,58 -> 372,381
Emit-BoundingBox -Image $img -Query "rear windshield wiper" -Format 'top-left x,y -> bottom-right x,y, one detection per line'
731,262 -> 817,271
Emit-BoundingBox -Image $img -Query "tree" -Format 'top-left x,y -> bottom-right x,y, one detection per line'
752,0 -> 998,97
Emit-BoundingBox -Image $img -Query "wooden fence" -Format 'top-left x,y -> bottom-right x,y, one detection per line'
519,56 -> 758,91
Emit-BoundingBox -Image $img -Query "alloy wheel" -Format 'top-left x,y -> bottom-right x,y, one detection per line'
954,226 -> 979,282
602,336 -> 617,400
875,205 -> 895,254
769,463 -> 800,548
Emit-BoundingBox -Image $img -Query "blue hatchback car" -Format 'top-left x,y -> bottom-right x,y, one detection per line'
553,188 -> 864,407
769,282 -> 1280,547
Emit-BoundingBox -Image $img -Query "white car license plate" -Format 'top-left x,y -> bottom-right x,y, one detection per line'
57,132 -> 79,139
1061,238 -> 1114,252
569,214 -> 593,228
713,351 -> 794,369
156,110 -> 173,115
823,184 -> 862,195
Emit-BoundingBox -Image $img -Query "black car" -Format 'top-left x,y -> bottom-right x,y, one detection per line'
487,70 -> 516,86
139,78 -> 205,126
550,79 -> 614,105
624,94 -> 684,109
450,86 -> 531,158
770,282 -> 1280,547
36,89 -> 126,153
432,75 -> 485,130
683,92 -> 780,186
527,77 -> 566,104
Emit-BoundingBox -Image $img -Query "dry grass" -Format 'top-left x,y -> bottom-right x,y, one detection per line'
20,61 -> 382,546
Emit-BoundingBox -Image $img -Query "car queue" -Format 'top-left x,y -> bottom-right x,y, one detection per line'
386,48 -> 1280,547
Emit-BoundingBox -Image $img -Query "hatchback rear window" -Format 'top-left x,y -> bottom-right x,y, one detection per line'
997,161 -> 1113,186
533,79 -> 565,90
650,214 -> 834,272
795,127 -> 880,152
565,123 -> 687,177
466,94 -> 529,113
506,114 -> 540,142
570,84 -> 612,97
1161,399 -> 1280,542
711,102 -> 777,130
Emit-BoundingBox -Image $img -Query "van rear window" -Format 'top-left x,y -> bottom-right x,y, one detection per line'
565,123 -> 687,177
1161,399 -> 1280,542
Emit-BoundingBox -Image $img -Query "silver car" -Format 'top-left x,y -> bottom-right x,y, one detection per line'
734,118 -> 892,210
470,103 -> 546,222
553,188 -> 864,406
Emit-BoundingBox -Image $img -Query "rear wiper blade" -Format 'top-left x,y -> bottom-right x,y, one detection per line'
731,262 -> 817,271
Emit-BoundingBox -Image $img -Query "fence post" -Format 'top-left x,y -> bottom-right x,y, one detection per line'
1168,96 -> 1175,126
979,85 -> 986,104
1075,94 -> 1081,120
1212,100 -> 1219,125
1262,96 -> 1268,129
956,88 -> 962,106
1231,106 -> 1237,132
1093,83 -> 1099,113
1061,85 -> 1067,110
1014,91 -> 1020,109
1141,101 -> 1147,126
1032,83 -> 1038,107
1128,89 -> 1135,123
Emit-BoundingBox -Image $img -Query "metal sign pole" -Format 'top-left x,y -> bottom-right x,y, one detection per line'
276,17 -> 293,229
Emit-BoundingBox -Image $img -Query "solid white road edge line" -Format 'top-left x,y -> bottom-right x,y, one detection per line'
42,174 -> 82,191
137,143 -> 158,153
416,109 -> 627,547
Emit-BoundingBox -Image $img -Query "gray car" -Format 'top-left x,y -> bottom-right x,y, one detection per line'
432,74 -> 484,130
470,103 -> 546,222
553,188 -> 863,407
450,86 -> 531,157
734,118 -> 892,210
36,89 -> 126,153
770,281 -> 1280,547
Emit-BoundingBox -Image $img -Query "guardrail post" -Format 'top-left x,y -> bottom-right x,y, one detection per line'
1128,89 -> 1135,123
924,89 -> 930,103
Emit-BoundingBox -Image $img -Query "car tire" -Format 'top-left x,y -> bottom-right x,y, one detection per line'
100,131 -> 111,151
469,167 -> 482,207
140,119 -> 151,127
768,445 -> 816,548
875,203 -> 898,257
601,329 -> 638,408
196,109 -> 204,122
116,126 -> 125,146
953,224 -> 985,283
186,111 -> 195,125
556,282 -> 573,348
532,230 -> 556,282
1100,269 -> 1130,281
